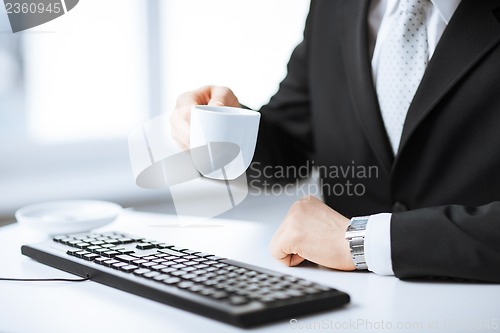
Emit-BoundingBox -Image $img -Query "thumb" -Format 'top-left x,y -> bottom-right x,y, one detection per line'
207,86 -> 239,107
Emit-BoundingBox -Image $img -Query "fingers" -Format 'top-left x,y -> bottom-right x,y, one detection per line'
269,221 -> 305,267
271,245 -> 305,267
170,105 -> 191,149
170,86 -> 240,149
175,86 -> 211,108
208,86 -> 240,107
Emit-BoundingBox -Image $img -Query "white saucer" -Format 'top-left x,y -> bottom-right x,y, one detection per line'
15,200 -> 122,235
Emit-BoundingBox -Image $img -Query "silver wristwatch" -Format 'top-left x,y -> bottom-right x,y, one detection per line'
345,216 -> 369,270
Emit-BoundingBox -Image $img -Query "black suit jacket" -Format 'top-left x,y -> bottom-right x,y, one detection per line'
252,0 -> 500,282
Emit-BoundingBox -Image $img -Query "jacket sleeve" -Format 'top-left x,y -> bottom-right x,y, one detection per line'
249,1 -> 316,181
391,201 -> 500,283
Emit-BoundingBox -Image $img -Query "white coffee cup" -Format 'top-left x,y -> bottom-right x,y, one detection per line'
190,105 -> 260,180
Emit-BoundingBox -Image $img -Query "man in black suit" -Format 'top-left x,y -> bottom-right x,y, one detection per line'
170,0 -> 500,282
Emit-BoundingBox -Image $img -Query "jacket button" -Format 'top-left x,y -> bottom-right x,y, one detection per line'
392,201 -> 408,213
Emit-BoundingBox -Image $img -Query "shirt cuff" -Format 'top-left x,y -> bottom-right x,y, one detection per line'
364,213 -> 394,275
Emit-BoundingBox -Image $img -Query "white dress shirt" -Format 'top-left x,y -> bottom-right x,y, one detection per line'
363,0 -> 462,275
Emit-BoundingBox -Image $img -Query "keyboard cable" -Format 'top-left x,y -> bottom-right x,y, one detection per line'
0,274 -> 90,282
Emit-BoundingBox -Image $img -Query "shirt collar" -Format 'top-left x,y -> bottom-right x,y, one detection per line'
431,0 -> 461,24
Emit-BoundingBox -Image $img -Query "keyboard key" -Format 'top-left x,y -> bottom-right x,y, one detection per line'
136,243 -> 155,250
163,277 -> 181,285
192,270 -> 208,276
75,250 -> 90,257
158,248 -> 186,257
83,253 -> 99,261
103,251 -> 120,257
183,261 -> 198,266
53,235 -> 67,242
229,296 -> 249,306
132,259 -> 148,265
173,258 -> 188,263
193,277 -> 208,283
272,292 -> 292,300
304,287 -> 322,294
283,275 -> 298,282
199,288 -> 215,296
172,264 -> 187,269
181,267 -> 196,272
121,265 -> 139,273
195,252 -> 214,258
94,248 -> 110,255
170,246 -> 188,252
188,285 -> 204,293
160,267 -> 177,274
152,258 -> 166,263
177,281 -> 194,289
206,256 -> 225,261
143,271 -> 160,278
157,243 -> 175,249
204,280 -> 219,286
66,249 -> 80,256
183,250 -> 201,255
211,291 -> 228,300
285,289 -> 305,297
257,295 -> 275,303
140,262 -> 158,268
95,257 -> 110,265
152,265 -> 167,270
112,262 -> 128,269
298,280 -> 314,287
58,238 -> 73,245
76,242 -> 91,249
162,256 -> 180,261
153,274 -> 170,281
160,261 -> 176,267
104,259 -> 119,266
133,268 -> 151,276
118,249 -> 135,255
115,255 -> 137,263
118,238 -> 134,244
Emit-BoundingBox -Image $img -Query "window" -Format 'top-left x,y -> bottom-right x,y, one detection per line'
160,0 -> 310,110
0,0 -> 310,218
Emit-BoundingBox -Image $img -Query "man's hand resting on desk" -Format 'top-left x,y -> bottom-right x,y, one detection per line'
170,85 -> 240,150
270,196 -> 356,271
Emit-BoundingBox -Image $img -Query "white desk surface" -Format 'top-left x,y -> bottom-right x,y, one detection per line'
1,195 -> 499,333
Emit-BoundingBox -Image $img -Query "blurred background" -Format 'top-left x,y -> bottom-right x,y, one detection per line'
0,0 -> 310,225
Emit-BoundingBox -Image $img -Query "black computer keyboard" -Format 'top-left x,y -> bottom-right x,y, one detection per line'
21,231 -> 350,328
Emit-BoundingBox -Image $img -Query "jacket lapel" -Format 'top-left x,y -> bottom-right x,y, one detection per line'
397,0 -> 500,156
339,0 -> 394,175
